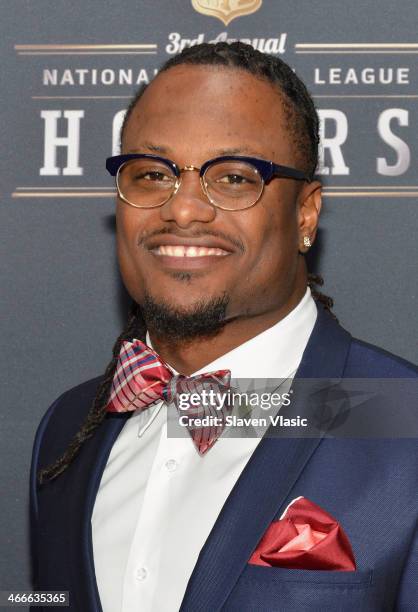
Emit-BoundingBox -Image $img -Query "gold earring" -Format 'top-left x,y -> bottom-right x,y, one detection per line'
303,236 -> 311,248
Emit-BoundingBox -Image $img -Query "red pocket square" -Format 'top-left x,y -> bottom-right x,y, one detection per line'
249,497 -> 356,571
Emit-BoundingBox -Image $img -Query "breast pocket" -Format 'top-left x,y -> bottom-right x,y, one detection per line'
223,564 -> 378,612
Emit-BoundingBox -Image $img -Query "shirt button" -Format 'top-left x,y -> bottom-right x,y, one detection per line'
165,459 -> 178,472
136,567 -> 148,581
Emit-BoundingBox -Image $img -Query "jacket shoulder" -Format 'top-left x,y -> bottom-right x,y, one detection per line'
345,336 -> 418,377
30,375 -> 106,525
32,375 -> 105,471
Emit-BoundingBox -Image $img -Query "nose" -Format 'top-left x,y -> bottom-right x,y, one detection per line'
159,166 -> 216,228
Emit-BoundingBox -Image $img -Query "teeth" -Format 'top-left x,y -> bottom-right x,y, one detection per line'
155,245 -> 228,257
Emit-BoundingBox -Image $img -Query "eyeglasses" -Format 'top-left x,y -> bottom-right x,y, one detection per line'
106,153 -> 311,211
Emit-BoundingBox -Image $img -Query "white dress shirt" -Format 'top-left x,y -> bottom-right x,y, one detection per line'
91,287 -> 317,612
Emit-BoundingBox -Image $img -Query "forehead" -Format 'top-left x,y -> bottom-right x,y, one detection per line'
122,65 -> 296,165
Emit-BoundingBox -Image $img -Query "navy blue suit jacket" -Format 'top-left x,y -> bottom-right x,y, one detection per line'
30,305 -> 418,611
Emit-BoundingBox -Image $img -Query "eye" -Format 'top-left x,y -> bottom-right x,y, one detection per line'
217,173 -> 254,185
207,162 -> 260,188
134,170 -> 172,182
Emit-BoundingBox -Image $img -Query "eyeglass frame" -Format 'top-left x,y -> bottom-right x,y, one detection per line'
106,153 -> 312,211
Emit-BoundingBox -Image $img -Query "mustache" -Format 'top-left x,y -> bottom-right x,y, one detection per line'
138,227 -> 245,253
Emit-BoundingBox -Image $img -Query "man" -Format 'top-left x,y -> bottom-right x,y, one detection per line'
30,42 -> 417,611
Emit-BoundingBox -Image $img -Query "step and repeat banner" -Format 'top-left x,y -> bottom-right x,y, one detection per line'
1,0 -> 417,595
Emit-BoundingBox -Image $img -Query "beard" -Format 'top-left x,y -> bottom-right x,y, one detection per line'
140,290 -> 230,343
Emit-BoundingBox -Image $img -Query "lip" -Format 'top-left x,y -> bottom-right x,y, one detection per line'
145,234 -> 236,253
144,234 -> 236,271
148,249 -> 232,271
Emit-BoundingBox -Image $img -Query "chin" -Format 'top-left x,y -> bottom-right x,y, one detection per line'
138,289 -> 230,341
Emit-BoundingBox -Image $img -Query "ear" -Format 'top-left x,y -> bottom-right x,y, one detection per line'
296,181 -> 322,253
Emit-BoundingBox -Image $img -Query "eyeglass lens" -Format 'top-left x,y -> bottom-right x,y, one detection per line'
117,158 -> 263,210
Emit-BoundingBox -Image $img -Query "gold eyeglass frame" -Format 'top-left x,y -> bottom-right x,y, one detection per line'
115,162 -> 265,212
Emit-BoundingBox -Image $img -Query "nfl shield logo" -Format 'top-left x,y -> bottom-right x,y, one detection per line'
191,0 -> 262,26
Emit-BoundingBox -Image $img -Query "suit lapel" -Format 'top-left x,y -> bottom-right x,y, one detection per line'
180,306 -> 352,612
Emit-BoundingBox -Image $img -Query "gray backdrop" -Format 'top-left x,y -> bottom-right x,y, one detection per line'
1,0 -> 417,598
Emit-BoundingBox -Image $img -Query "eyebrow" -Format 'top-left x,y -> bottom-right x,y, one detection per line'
127,142 -> 167,154
126,142 -> 265,158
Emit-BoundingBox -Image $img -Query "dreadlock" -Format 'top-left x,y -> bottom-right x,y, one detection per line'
38,42 -> 334,485
37,303 -> 145,484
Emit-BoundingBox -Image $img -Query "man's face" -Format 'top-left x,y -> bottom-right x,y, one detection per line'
117,65 -> 319,335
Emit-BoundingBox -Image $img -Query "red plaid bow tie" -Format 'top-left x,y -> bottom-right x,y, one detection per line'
106,338 -> 232,455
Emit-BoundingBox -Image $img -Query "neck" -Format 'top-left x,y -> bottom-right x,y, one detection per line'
147,281 -> 308,375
